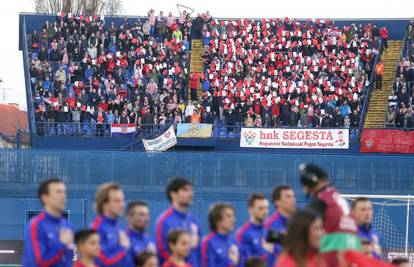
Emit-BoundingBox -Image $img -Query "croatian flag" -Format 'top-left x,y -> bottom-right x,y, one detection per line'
111,123 -> 136,137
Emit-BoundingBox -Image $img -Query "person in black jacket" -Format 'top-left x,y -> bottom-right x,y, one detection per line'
349,110 -> 359,128
38,46 -> 48,61
333,109 -> 344,128
321,113 -> 333,128
281,102 -> 290,126
55,106 -> 68,135
395,107 -> 405,128
49,47 -> 62,75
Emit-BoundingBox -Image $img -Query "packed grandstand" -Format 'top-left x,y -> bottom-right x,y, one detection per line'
27,11 -> 409,139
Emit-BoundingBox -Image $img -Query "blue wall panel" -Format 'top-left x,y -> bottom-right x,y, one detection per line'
1,149 -> 414,249
32,135 -> 362,154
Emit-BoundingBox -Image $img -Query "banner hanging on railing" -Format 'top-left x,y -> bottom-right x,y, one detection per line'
360,129 -> 414,153
177,123 -> 212,138
240,128 -> 349,149
142,125 -> 177,151
111,123 -> 136,136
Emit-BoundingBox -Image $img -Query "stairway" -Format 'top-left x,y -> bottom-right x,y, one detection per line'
364,40 -> 403,128
189,39 -> 204,99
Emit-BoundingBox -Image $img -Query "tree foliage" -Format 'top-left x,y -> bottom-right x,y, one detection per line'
34,0 -> 122,15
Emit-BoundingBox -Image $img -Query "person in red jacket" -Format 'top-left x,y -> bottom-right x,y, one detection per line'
163,230 -> 192,267
73,229 -> 101,267
189,73 -> 202,102
275,210 -> 327,267
380,27 -> 389,50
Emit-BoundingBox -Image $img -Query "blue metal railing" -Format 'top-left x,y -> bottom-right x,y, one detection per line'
34,122 -> 172,138
358,38 -> 383,130
35,121 -> 361,141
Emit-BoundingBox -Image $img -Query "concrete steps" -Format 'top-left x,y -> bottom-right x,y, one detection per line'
364,40 -> 403,128
189,39 -> 204,100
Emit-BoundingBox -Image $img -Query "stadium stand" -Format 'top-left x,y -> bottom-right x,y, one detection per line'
27,13 -> 387,139
201,19 -> 382,129
385,21 -> 414,128
29,12 -> 193,137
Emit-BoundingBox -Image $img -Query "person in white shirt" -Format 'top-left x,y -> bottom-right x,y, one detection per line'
185,101 -> 195,122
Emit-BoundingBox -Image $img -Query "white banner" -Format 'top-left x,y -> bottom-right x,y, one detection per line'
142,125 -> 177,151
387,252 -> 414,267
240,128 -> 349,149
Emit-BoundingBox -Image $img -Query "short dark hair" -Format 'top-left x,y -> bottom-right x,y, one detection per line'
248,193 -> 266,208
37,177 -> 64,205
166,177 -> 192,202
391,258 -> 409,265
166,229 -> 189,250
126,200 -> 148,215
351,197 -> 371,209
208,203 -> 234,232
75,229 -> 97,246
272,185 -> 292,202
134,251 -> 157,267
245,257 -> 267,267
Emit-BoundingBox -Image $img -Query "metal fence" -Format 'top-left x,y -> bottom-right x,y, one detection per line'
34,122 -> 362,141
34,122 -> 172,138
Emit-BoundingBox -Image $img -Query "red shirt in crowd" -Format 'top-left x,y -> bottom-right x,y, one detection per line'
99,102 -> 108,112
271,103 -> 280,117
190,73 -> 201,90
380,27 -> 389,39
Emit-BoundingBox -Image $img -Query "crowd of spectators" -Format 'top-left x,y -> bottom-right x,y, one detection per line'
29,9 -> 197,136
199,18 -> 384,130
28,12 -> 385,136
386,21 -> 414,128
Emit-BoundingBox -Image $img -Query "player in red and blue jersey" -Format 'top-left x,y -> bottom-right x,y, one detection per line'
236,194 -> 273,262
264,185 -> 296,267
23,178 -> 74,267
155,177 -> 201,267
201,203 -> 242,267
351,197 -> 382,259
125,200 -> 157,262
91,182 -> 133,267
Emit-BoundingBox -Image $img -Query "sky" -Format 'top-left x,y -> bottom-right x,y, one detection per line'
0,0 -> 412,111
